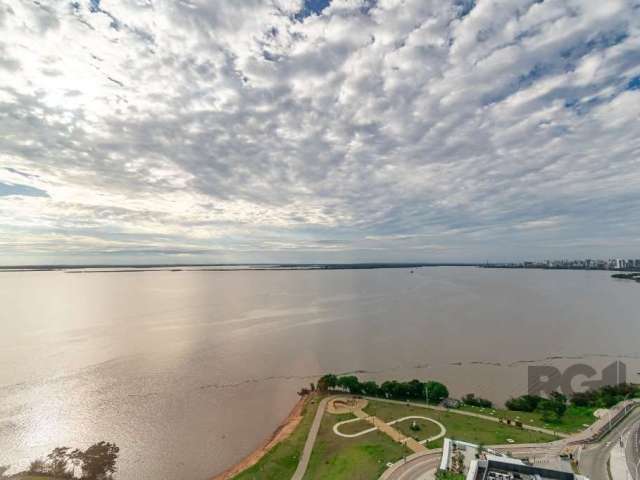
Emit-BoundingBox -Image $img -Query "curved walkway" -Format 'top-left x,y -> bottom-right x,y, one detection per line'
334,415 -> 446,444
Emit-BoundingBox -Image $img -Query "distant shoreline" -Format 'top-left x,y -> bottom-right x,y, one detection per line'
1,263 -> 637,274
0,263 -> 479,273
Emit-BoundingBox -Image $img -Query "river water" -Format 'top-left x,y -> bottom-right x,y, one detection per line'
0,267 -> 638,479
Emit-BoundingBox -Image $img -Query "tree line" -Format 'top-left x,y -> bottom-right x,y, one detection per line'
317,374 -> 450,403
0,442 -> 119,479
505,383 -> 640,422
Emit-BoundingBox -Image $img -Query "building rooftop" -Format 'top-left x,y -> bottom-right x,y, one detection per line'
471,458 -> 586,480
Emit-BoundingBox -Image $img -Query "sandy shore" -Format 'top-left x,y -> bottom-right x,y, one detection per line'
210,393 -> 310,480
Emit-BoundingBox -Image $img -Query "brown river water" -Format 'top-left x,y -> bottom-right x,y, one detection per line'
0,267 -> 639,479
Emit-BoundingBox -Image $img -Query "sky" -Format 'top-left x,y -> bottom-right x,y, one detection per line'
1,0 -> 639,265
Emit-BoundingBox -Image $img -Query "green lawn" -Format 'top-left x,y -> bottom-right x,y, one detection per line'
335,417 -> 374,435
364,400 -> 557,447
231,395 -> 562,480
393,418 -> 443,443
457,404 -> 597,433
304,409 -> 406,480
232,394 -> 322,480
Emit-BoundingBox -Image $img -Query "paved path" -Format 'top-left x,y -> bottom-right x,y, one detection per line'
334,414 -> 446,445
610,433 -> 631,480
353,408 -> 428,453
291,396 -> 329,480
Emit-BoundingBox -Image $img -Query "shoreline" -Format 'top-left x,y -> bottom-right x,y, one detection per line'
210,393 -> 310,480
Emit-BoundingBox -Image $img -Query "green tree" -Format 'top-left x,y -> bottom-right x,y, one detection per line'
380,380 -> 399,398
337,375 -> 362,394
505,394 -> 543,412
317,374 -> 338,392
361,380 -> 380,396
425,381 -> 449,403
407,379 -> 424,399
81,441 -> 119,480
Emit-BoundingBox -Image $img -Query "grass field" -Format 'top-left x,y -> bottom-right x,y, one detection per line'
304,409 -> 406,480
232,394 -> 323,480
364,400 -> 557,447
457,404 -> 597,433
232,395 -> 562,480
335,417 -> 374,435
393,418 -> 443,443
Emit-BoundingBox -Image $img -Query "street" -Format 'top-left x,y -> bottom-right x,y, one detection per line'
625,421 -> 640,480
580,408 -> 640,480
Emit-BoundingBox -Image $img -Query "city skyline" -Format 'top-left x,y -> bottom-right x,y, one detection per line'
1,0 -> 640,265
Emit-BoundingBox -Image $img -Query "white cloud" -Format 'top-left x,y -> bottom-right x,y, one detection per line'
0,0 -> 639,264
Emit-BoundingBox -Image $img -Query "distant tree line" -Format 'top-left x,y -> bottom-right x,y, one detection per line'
505,392 -> 568,422
0,442 -> 119,479
570,383 -> 639,408
317,374 -> 450,403
505,383 -> 640,422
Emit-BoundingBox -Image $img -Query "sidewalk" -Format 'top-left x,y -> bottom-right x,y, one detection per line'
610,434 -> 632,480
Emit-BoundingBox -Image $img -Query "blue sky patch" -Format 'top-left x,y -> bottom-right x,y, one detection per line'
0,182 -> 49,198
628,76 -> 640,90
295,0 -> 331,21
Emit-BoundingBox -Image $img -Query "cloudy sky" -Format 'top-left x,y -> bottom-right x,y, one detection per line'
1,0 -> 639,265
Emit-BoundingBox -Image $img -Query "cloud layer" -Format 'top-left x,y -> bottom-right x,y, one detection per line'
1,0 -> 639,264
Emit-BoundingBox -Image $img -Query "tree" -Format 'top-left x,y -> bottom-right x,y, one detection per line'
380,380 -> 399,399
28,458 -> 46,475
317,374 -> 338,392
361,380 -> 380,396
549,392 -> 567,420
407,379 -> 424,399
47,446 -> 71,477
70,448 -> 84,478
505,394 -> 543,412
337,375 -> 362,394
81,442 -> 120,480
425,381 -> 449,403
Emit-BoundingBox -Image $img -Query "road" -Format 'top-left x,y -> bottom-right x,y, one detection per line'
379,452 -> 442,480
626,421 -> 640,480
580,408 -> 640,480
